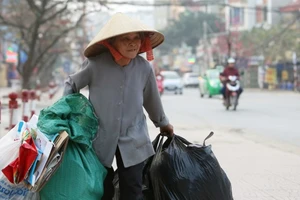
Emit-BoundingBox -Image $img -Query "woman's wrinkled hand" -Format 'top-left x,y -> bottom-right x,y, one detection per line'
160,124 -> 174,137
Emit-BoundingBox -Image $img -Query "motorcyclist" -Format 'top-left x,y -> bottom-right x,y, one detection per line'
219,58 -> 243,103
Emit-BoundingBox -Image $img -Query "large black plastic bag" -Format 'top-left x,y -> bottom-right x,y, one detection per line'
144,132 -> 233,200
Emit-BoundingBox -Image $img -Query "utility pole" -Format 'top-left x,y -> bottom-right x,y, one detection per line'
203,21 -> 209,72
227,30 -> 232,58
224,3 -> 231,59
293,52 -> 298,92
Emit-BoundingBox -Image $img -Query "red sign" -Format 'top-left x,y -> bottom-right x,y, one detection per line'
6,50 -> 18,64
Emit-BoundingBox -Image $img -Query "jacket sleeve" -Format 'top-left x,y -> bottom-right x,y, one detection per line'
63,59 -> 92,96
143,68 -> 169,128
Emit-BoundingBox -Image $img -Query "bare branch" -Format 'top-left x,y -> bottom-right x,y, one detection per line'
2,37 -> 22,47
40,5 -> 67,24
40,0 -> 73,24
251,13 -> 300,52
45,2 -> 63,13
19,28 -> 30,51
36,53 -> 59,85
26,0 -> 41,16
33,27 -> 74,67
0,14 -> 28,29
33,8 -> 95,67
41,0 -> 52,10
38,53 -> 57,71
3,0 -> 104,88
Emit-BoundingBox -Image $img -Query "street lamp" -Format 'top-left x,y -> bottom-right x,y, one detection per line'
292,52 -> 298,92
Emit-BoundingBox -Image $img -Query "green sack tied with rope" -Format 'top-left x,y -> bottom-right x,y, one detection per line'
37,93 -> 107,200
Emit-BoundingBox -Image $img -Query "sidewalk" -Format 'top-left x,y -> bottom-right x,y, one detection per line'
0,86 -> 64,137
0,86 -> 18,105
1,87 -> 300,199
0,86 -> 53,105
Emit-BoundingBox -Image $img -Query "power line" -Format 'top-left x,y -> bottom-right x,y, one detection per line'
96,0 -> 286,13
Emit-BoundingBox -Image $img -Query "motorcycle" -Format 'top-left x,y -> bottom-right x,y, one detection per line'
225,75 -> 240,110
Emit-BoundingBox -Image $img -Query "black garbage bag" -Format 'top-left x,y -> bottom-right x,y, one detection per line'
143,132 -> 233,200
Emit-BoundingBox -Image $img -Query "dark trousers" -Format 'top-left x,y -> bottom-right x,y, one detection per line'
102,148 -> 144,200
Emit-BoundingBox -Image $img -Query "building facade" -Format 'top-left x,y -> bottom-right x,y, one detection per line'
225,0 -> 295,31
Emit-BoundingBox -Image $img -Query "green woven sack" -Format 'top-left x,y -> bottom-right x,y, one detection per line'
37,93 -> 107,200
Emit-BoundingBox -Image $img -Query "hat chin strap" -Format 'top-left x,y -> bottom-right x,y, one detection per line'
140,35 -> 154,61
99,40 -> 124,61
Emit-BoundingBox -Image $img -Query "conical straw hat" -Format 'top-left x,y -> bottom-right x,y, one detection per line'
84,12 -> 165,58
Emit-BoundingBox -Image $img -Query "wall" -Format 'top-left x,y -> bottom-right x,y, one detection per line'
0,63 -> 7,87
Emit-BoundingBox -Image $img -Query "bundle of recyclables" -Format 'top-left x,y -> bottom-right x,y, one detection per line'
35,93 -> 107,200
0,115 -> 69,200
0,93 -> 107,200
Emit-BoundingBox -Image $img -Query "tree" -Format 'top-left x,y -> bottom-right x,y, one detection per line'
0,0 -> 105,89
159,11 -> 220,54
239,14 -> 300,63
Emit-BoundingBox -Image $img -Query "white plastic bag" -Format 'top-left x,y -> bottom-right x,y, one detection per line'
0,121 -> 26,170
0,118 -> 40,200
0,172 -> 40,200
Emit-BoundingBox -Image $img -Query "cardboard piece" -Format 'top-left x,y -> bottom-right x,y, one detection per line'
26,131 -> 69,192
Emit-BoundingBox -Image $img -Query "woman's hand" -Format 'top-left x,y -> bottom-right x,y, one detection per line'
160,124 -> 174,137
220,76 -> 227,82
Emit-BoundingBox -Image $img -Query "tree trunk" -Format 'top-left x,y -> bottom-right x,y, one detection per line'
22,60 -> 33,89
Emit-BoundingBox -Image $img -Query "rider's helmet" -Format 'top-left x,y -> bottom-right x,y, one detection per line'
227,57 -> 235,64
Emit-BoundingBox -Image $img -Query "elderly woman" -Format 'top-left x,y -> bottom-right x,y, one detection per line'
63,13 -> 174,200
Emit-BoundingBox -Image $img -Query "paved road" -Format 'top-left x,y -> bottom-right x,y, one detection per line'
160,88 -> 300,154
1,88 -> 299,153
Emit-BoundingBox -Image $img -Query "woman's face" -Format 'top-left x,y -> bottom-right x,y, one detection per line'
112,32 -> 142,59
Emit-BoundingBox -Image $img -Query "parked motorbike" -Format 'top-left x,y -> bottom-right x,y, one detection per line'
225,75 -> 240,110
